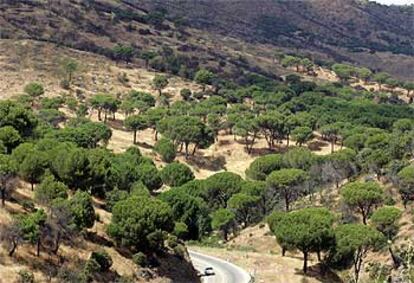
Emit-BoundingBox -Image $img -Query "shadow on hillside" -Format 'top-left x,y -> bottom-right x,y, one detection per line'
248,147 -> 277,156
154,251 -> 201,283
84,231 -> 114,248
184,154 -> 226,172
294,264 -> 343,283
308,140 -> 329,151
135,141 -> 154,149
105,118 -> 123,130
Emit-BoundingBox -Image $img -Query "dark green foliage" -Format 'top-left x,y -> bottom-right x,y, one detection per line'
83,258 -> 101,278
246,154 -> 283,180
233,115 -> 260,154
90,250 -> 113,271
112,44 -> 135,62
160,189 -> 210,240
370,206 -> 402,240
50,122 -> 112,148
397,166 -> 414,208
180,88 -> 192,101
50,146 -> 92,190
0,154 -> 17,205
177,179 -> 205,199
227,193 -> 260,226
89,94 -> 119,122
132,252 -> 148,267
105,189 -> 129,212
87,148 -> 113,197
194,69 -> 214,91
18,149 -> 47,190
332,64 -> 355,81
17,270 -> 35,283
122,91 -> 156,115
34,174 -> 68,206
130,181 -> 151,197
152,74 -> 169,95
160,162 -> 194,187
107,196 -> 174,251
38,109 -> 66,127
291,126 -> 313,146
211,208 -> 236,241
334,224 -> 386,283
266,168 -> 308,211
341,181 -> 384,224
0,100 -> 38,137
256,111 -> 285,149
282,147 -> 316,171
108,151 -> 142,191
40,97 -> 65,110
154,138 -> 176,163
19,209 -> 47,256
203,172 -> 243,209
24,82 -> 44,99
138,163 -> 162,191
0,126 -> 21,154
158,115 -> 213,158
69,191 -> 96,230
61,58 -> 79,84
268,208 -> 335,273
124,115 -> 148,144
173,222 -> 189,239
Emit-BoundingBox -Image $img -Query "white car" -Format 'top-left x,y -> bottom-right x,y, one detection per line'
204,267 -> 215,276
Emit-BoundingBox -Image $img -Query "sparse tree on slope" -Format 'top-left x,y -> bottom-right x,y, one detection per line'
341,181 -> 384,225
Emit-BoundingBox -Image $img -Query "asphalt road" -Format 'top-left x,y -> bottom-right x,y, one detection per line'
189,250 -> 251,283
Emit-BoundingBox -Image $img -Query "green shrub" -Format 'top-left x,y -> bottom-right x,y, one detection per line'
17,270 -> 34,283
160,162 -> 194,187
60,79 -> 70,90
154,138 -> 176,163
21,200 -> 36,212
366,262 -> 392,282
138,164 -> 163,191
84,258 -> 100,278
90,250 -> 113,271
173,222 -> 189,239
105,189 -> 129,211
180,88 -> 192,101
166,234 -> 179,248
132,252 -> 148,267
173,243 -> 186,259
245,154 -> 283,180
130,181 -> 151,197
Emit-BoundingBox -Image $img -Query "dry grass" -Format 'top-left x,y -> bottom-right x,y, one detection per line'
104,119 -> 337,179
0,39 -> 201,101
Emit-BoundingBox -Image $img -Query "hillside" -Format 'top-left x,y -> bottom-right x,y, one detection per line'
0,1 -> 414,283
1,0 -> 413,80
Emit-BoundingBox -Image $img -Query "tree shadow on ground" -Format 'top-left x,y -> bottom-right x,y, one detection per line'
154,251 -> 201,283
135,141 -> 154,149
308,140 -> 329,151
105,118 -> 124,130
294,264 -> 343,283
84,231 -> 114,248
184,154 -> 226,172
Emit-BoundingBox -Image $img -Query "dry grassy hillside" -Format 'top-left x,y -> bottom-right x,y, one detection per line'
1,0 -> 413,80
137,0 -> 414,80
0,39 -> 202,101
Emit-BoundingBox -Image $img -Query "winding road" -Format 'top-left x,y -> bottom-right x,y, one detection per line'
189,250 -> 251,283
